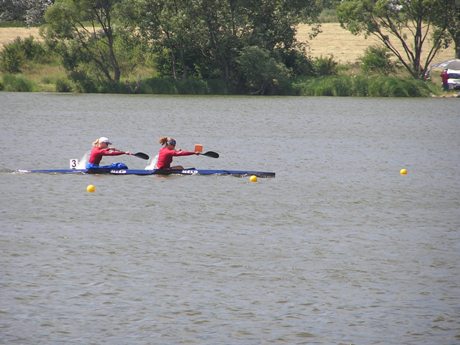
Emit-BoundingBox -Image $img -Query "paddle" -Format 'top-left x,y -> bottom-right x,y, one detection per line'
131,152 -> 149,160
199,151 -> 219,158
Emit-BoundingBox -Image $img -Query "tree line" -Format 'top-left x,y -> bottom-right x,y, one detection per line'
1,0 -> 459,95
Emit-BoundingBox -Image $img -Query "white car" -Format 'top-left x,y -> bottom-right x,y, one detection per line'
447,69 -> 460,90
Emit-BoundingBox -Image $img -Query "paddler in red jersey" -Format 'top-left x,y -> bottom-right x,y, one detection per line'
86,137 -> 130,169
156,137 -> 199,170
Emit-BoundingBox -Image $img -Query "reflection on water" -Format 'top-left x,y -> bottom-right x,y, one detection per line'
1,93 -> 459,345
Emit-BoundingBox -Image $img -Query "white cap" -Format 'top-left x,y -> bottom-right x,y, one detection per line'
99,137 -> 112,144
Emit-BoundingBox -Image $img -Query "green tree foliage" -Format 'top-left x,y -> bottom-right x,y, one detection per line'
0,44 -> 25,73
360,46 -> 397,75
43,0 -> 135,88
337,0 -> 451,79
318,0 -> 341,22
2,73 -> 34,91
236,46 -> 291,95
121,0 -> 321,94
312,55 -> 338,76
0,0 -> 53,25
432,0 -> 460,58
0,36 -> 47,73
0,0 -> 28,23
55,78 -> 73,92
320,0 -> 342,9
449,1 -> 460,58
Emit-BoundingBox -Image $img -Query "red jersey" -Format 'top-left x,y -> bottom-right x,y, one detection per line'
156,147 -> 195,169
441,70 -> 449,83
89,146 -> 125,165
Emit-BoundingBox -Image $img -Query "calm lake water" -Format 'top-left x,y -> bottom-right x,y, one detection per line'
1,92 -> 459,345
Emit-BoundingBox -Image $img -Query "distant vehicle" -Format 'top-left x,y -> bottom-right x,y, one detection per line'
426,59 -> 460,90
447,69 -> 460,90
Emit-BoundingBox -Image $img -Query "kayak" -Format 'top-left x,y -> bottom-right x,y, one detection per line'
17,168 -> 275,178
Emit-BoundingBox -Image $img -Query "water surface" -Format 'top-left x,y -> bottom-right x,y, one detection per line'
1,93 -> 459,344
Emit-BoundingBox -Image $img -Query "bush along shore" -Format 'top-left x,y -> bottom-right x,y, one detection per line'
0,35 -> 450,97
0,66 -> 446,97
1,68 -> 447,97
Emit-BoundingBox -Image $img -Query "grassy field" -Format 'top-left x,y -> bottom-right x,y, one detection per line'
1,24 -> 455,64
0,27 -> 42,48
297,23 -> 455,65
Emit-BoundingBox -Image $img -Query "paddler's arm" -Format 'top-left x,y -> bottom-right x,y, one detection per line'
173,150 -> 199,157
104,148 -> 131,156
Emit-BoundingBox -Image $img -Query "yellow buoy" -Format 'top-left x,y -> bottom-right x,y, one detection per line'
86,184 -> 96,192
400,168 -> 408,175
249,175 -> 257,183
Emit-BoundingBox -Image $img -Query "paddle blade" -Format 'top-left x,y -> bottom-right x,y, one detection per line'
133,152 -> 149,160
201,151 -> 219,158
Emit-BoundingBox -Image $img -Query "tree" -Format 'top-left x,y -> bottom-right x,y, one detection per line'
0,0 -> 54,25
337,0 -> 452,79
0,36 -> 46,73
360,45 -> 397,75
120,0 -> 205,81
0,0 -> 28,23
453,0 -> 460,58
236,46 -> 291,94
124,0 -> 321,93
433,0 -> 460,58
25,0 -> 54,26
43,0 -> 125,86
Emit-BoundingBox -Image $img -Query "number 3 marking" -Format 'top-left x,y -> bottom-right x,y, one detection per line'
69,159 -> 79,169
